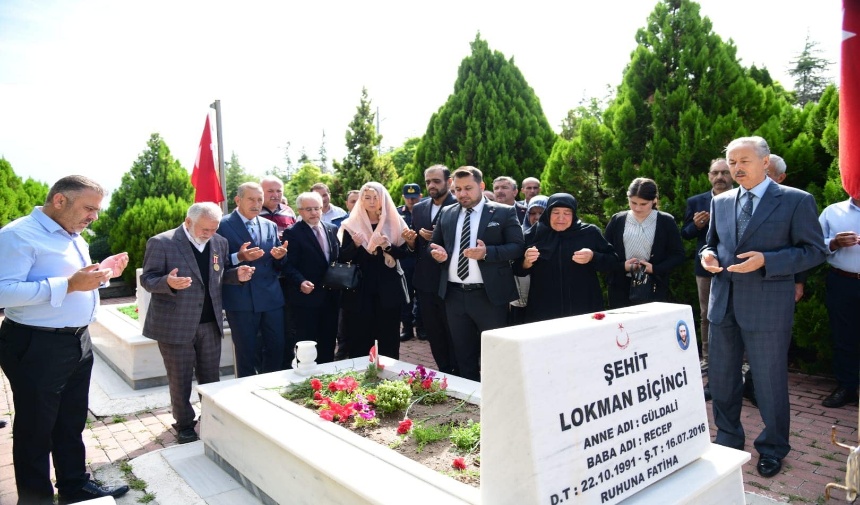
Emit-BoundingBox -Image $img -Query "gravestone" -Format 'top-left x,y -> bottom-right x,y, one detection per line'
482,302 -> 744,504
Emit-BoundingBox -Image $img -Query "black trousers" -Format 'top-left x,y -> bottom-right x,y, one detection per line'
0,319 -> 93,500
416,289 -> 456,374
444,284 -> 508,381
826,270 -> 860,389
293,297 -> 340,365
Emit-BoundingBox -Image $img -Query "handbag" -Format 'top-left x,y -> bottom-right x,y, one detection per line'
628,264 -> 657,303
322,262 -> 361,290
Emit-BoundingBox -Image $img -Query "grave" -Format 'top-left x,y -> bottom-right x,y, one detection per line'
196,303 -> 749,504
90,269 -> 235,390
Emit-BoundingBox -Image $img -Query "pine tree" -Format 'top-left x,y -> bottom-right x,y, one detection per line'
94,133 -> 193,241
318,130 -> 329,173
335,87 -> 394,190
411,34 -> 558,184
0,158 -> 48,226
789,35 -> 833,107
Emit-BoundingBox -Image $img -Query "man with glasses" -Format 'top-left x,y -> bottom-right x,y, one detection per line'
282,192 -> 341,363
682,158 -> 733,378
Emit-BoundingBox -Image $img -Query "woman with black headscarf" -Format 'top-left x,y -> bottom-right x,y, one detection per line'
513,193 -> 618,323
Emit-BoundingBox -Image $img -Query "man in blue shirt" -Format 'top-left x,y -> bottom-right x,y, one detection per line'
0,175 -> 130,503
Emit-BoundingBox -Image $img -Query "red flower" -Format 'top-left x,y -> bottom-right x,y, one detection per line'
421,378 -> 433,390
328,381 -> 338,392
592,312 -> 606,320
452,457 -> 467,470
310,378 -> 322,391
366,394 -> 377,403
319,410 -> 335,421
313,392 -> 322,401
397,418 -> 413,435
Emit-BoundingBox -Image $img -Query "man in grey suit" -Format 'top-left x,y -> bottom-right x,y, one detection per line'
701,136 -> 826,478
141,203 -> 254,443
429,166 -> 525,381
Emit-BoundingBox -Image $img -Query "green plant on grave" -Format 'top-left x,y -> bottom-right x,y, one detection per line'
373,380 -> 412,414
450,420 -> 481,453
411,422 -> 452,452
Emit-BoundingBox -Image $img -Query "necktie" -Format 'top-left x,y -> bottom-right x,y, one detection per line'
737,192 -> 754,238
457,208 -> 473,280
246,220 -> 258,243
314,225 -> 328,261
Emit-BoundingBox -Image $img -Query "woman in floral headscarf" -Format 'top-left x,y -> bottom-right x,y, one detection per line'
513,193 -> 617,323
339,182 -> 417,359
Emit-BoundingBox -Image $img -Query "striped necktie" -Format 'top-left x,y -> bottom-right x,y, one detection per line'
457,208 -> 473,280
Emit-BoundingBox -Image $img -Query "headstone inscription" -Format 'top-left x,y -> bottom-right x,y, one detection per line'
482,303 -> 710,505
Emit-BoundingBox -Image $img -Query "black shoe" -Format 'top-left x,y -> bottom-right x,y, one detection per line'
416,329 -> 428,341
178,427 -> 199,444
399,332 -> 413,342
58,480 -> 130,503
703,384 -> 712,402
822,387 -> 859,408
743,369 -> 757,407
756,456 -> 782,478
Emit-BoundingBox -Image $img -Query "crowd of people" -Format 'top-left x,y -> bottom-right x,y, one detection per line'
0,135 -> 857,501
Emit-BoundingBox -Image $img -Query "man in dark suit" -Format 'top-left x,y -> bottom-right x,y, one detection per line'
681,158 -> 733,372
701,136 -> 826,478
429,166 -> 525,381
141,203 -> 253,443
218,182 -> 288,377
282,192 -> 341,363
412,165 -> 458,373
492,175 -> 527,225
397,183 -> 423,341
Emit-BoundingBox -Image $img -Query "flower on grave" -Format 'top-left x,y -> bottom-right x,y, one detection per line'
310,378 -> 322,391
135,307 -> 139,313
441,377 -> 448,390
421,378 -> 433,390
400,365 -> 447,404
452,457 -> 467,471
313,392 -> 322,401
397,418 -> 413,435
592,312 -> 606,320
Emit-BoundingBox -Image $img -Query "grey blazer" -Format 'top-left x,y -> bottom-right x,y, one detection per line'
140,226 -> 239,344
701,181 -> 826,332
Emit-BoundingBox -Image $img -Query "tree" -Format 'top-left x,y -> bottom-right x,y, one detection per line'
284,163 -> 334,202
109,194 -> 190,283
0,158 -> 48,226
95,133 -> 193,241
411,34 -> 558,185
318,130 -> 329,173
225,152 -> 257,211
789,35 -> 833,107
334,87 -> 396,190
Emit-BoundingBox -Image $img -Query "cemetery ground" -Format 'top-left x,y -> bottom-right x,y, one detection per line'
0,297 -> 856,504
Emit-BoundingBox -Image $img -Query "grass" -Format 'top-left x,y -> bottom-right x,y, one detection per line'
810,460 -> 822,466
411,422 -> 452,452
119,460 -> 133,474
112,415 -> 127,424
747,481 -> 769,490
138,492 -> 156,503
128,477 -> 147,491
787,494 -> 810,503
821,452 -> 839,461
118,304 -> 139,321
449,420 -> 480,453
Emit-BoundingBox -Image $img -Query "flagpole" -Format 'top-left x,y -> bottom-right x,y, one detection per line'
210,100 -> 227,213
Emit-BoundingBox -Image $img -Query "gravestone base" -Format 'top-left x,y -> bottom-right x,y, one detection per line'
197,357 -> 482,505
89,304 -> 235,390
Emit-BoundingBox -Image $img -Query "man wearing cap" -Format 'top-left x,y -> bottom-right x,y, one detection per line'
398,183 -> 424,341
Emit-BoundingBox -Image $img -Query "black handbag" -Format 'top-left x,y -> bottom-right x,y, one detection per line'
322,262 -> 361,290
629,264 -> 657,303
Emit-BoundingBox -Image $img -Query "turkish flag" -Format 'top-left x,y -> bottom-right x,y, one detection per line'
191,115 -> 224,203
841,0 -> 860,197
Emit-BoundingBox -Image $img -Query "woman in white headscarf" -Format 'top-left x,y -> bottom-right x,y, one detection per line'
339,182 -> 417,359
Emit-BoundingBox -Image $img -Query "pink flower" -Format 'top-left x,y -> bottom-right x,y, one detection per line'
328,381 -> 338,392
310,378 -> 322,391
441,377 -> 448,390
319,410 -> 335,422
452,457 -> 467,470
592,312 -> 606,320
397,418 -> 413,435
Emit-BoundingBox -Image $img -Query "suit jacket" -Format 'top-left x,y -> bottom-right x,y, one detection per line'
430,200 -> 525,305
604,210 -> 686,304
282,221 -> 341,308
701,181 -> 826,331
140,226 -> 239,344
681,191 -> 714,277
218,210 -> 285,312
411,193 -> 457,294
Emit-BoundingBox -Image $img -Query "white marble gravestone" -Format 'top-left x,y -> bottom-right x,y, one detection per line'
481,302 -> 745,505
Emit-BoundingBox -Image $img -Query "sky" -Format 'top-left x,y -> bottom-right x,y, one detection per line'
0,0 -> 843,198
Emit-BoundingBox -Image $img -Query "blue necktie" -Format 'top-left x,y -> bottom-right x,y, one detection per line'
737,192 -> 754,238
246,220 -> 258,243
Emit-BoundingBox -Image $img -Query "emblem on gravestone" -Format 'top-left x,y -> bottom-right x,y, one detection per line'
616,323 -> 630,349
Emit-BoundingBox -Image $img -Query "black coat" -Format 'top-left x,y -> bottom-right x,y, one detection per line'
339,225 -> 412,311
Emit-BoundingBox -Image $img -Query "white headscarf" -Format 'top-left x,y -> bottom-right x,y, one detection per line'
341,181 -> 408,267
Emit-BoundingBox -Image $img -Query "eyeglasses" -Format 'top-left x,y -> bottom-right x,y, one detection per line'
709,170 -> 730,176
300,207 -> 322,212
